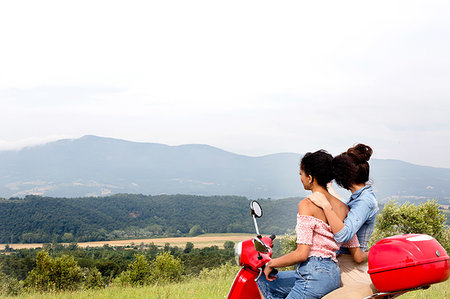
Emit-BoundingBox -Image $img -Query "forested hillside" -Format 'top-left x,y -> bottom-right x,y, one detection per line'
0,194 -> 300,243
2,135 -> 450,203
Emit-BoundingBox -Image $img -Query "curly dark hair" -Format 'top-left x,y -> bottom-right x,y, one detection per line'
333,144 -> 373,190
300,150 -> 334,189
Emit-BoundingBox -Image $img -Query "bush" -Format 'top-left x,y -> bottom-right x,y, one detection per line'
184,242 -> 194,253
369,200 -> 449,252
0,272 -> 22,296
279,231 -> 297,255
152,251 -> 183,282
115,252 -> 183,286
24,251 -> 83,291
223,241 -> 235,250
84,267 -> 104,289
127,254 -> 152,286
189,225 -> 204,236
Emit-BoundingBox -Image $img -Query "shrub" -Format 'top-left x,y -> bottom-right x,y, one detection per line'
24,251 -> 83,291
127,254 -> 152,286
279,231 -> 297,255
0,272 -> 22,296
184,242 -> 194,253
84,267 -> 104,289
189,225 -> 204,236
223,241 -> 235,250
369,200 -> 449,252
115,252 -> 183,286
152,251 -> 183,282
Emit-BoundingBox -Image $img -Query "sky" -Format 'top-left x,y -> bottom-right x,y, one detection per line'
0,1 -> 449,168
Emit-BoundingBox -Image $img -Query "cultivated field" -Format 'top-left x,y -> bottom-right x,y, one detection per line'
0,233 -> 254,251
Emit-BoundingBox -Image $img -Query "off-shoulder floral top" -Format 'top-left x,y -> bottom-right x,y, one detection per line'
296,214 -> 360,262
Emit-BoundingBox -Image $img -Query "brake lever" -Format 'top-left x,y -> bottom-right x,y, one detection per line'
255,266 -> 278,282
255,267 -> 263,282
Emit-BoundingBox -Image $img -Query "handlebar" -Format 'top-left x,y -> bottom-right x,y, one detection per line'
255,265 -> 279,282
269,268 -> 278,278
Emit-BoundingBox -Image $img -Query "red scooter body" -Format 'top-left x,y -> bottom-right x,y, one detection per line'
227,236 -> 274,299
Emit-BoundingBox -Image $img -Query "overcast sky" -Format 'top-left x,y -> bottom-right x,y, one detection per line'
1,1 -> 449,168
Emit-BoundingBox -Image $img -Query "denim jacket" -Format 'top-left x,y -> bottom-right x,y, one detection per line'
335,185 -> 378,253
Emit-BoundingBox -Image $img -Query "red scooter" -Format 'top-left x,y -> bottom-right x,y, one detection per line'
227,201 -> 450,299
227,200 -> 276,299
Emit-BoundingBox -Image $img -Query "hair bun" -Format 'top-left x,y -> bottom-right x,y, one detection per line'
347,144 -> 372,163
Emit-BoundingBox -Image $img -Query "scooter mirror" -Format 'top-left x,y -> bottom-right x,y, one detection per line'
253,237 -> 270,253
250,201 -> 263,218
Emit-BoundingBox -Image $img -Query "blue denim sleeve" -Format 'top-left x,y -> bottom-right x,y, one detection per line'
334,199 -> 374,243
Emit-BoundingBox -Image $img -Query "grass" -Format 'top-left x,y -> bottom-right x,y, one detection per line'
2,265 -> 449,298
1,264 -> 240,299
400,280 -> 450,298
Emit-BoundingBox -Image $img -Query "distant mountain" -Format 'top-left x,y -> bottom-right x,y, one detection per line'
0,135 -> 449,204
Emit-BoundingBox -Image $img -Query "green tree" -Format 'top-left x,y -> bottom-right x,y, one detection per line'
0,272 -> 22,296
24,251 -> 83,291
84,267 -> 104,289
127,254 -> 152,286
151,252 -> 183,282
61,233 -> 74,243
189,225 -> 203,236
369,200 -> 449,252
223,241 -> 235,250
184,242 -> 194,253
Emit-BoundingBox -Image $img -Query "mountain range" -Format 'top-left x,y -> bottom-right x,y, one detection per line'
1,135 -> 449,204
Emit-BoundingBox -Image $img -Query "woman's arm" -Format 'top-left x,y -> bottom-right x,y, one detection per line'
264,199 -> 313,280
307,192 -> 344,234
308,192 -> 372,243
348,247 -> 369,264
263,244 -> 310,280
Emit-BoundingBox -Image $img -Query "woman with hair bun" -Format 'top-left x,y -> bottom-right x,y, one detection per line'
257,150 -> 367,299
308,144 -> 379,298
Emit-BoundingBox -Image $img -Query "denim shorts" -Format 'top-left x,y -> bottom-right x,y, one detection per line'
257,256 -> 341,299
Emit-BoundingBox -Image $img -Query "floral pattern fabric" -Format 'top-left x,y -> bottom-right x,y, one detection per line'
296,214 -> 359,262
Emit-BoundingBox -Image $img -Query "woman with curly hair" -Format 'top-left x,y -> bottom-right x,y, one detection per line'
257,149 -> 367,299
308,144 -> 378,298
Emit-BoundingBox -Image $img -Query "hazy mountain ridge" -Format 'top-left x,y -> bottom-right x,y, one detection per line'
1,135 -> 449,203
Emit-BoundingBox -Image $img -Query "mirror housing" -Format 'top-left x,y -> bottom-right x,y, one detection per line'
250,201 -> 263,218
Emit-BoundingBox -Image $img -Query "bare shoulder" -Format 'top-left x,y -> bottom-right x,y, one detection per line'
298,198 -> 315,216
328,196 -> 349,220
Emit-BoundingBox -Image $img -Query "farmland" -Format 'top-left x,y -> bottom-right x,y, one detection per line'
0,233 -> 254,251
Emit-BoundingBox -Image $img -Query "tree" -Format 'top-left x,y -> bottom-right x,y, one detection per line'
25,251 -> 83,291
184,242 -> 194,253
0,272 -> 22,296
127,254 -> 152,286
151,252 -> 183,282
84,267 -> 104,289
189,225 -> 204,236
369,200 -> 449,252
223,241 -> 235,250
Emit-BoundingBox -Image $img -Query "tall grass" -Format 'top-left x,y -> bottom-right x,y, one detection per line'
400,281 -> 449,298
2,264 -> 448,298
2,263 -> 240,299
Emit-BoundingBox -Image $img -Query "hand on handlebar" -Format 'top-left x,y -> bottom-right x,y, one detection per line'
264,261 -> 278,281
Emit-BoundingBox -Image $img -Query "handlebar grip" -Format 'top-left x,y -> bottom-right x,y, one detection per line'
270,234 -> 276,240
269,268 -> 278,278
